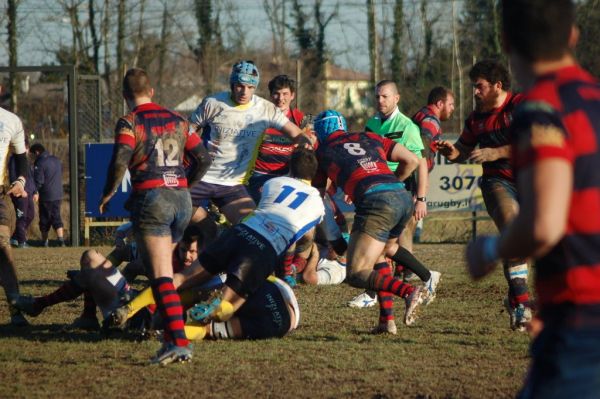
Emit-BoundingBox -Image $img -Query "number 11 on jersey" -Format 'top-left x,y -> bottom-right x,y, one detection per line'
273,185 -> 309,209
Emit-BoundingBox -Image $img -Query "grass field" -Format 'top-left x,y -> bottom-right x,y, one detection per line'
0,244 -> 531,398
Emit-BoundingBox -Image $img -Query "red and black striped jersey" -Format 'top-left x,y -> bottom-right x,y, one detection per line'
412,105 -> 442,172
511,65 -> 600,309
252,108 -> 304,176
115,102 -> 201,190
459,92 -> 524,181
314,131 -> 399,203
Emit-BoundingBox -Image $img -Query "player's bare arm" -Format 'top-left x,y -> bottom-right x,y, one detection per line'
99,142 -> 133,214
185,142 -> 212,187
469,145 -> 511,164
499,158 -> 572,259
7,152 -> 28,198
390,144 -> 419,181
414,157 -> 429,220
467,158 -> 572,279
281,121 -> 315,146
436,140 -> 473,163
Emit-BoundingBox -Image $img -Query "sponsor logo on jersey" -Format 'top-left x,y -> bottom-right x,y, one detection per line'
358,157 -> 378,173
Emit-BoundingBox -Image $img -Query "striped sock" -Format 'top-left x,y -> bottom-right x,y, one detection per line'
506,262 -> 530,307
36,281 -> 83,311
281,253 -> 294,278
81,292 -> 97,319
151,277 -> 189,347
393,260 -> 403,277
369,271 -> 415,299
374,262 -> 394,323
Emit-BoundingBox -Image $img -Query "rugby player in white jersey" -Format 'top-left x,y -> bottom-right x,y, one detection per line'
0,107 -> 30,326
188,61 -> 311,232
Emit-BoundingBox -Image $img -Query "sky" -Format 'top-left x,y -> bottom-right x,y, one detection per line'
0,0 -> 458,74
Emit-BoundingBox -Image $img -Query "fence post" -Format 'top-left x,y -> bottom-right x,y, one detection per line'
67,65 -> 80,246
471,210 -> 477,241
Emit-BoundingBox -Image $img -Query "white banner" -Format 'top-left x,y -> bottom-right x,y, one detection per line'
427,154 -> 486,212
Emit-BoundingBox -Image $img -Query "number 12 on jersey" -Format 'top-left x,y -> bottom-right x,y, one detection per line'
273,185 -> 309,209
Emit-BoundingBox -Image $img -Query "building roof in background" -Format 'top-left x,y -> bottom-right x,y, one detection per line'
325,63 -> 369,81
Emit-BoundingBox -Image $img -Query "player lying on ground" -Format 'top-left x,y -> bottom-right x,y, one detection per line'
13,226 -> 210,330
111,274 -> 299,341
111,148 -> 320,339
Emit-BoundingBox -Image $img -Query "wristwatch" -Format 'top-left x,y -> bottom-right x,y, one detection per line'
416,197 -> 426,202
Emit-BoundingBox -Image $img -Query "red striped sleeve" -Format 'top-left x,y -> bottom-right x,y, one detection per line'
537,265 -> 600,305
185,130 -> 202,151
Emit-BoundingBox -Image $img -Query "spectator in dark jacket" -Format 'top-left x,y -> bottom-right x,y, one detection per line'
30,143 -> 65,247
8,142 -> 36,248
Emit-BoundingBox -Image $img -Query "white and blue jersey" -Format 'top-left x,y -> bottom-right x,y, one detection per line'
189,92 -> 289,186
242,176 -> 324,255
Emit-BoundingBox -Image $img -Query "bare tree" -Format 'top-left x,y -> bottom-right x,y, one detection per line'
156,2 -> 170,101
102,0 -> 111,84
288,0 -> 336,112
390,0 -> 404,85
452,0 -> 464,130
192,0 -> 225,94
117,0 -> 125,78
89,0 -> 101,73
313,0 -> 336,67
7,0 -> 19,111
367,0 -> 379,88
263,0 -> 288,64
417,0 -> 440,84
131,0 -> 147,67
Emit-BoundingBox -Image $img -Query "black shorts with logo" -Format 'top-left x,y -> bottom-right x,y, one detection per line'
198,224 -> 278,298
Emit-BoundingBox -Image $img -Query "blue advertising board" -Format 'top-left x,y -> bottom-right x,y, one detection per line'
85,143 -> 131,218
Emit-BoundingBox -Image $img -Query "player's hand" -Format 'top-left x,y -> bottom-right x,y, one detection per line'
6,181 -> 26,198
33,193 -> 39,203
343,194 -> 353,205
414,200 -> 427,221
469,148 -> 498,163
99,195 -> 112,214
527,315 -> 543,339
299,128 -> 316,149
435,140 -> 459,160
466,235 -> 500,280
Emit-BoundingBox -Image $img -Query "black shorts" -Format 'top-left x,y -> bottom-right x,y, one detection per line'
236,280 -> 291,339
39,200 -> 63,232
198,224 -> 278,298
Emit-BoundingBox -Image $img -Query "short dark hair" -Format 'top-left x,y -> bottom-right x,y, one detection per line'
469,60 -> 511,90
122,68 -> 152,99
268,75 -> 296,94
30,143 -> 45,154
375,79 -> 399,93
290,147 -> 318,180
181,224 -> 203,247
427,87 -> 453,105
502,0 -> 574,62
